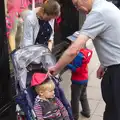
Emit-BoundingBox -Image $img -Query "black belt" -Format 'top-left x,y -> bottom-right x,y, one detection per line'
107,64 -> 120,69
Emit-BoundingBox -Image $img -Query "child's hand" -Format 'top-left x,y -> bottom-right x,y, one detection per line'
67,64 -> 76,72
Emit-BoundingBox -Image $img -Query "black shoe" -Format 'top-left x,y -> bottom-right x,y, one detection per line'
81,111 -> 90,118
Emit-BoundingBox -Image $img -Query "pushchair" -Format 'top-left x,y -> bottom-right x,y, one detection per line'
11,45 -> 74,120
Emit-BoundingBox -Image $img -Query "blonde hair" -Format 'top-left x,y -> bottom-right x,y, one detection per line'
35,79 -> 55,94
41,0 -> 60,16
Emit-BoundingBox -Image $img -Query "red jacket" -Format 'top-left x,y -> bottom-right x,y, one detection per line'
71,49 -> 92,83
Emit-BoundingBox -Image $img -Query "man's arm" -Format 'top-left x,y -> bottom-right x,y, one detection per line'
52,34 -> 90,74
49,12 -> 107,75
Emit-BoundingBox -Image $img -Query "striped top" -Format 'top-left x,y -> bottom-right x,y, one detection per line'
33,95 -> 70,120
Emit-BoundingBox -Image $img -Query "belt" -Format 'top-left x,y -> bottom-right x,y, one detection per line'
107,64 -> 120,69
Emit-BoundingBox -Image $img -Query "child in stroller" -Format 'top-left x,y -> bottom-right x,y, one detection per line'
31,72 -> 70,120
11,45 -> 73,120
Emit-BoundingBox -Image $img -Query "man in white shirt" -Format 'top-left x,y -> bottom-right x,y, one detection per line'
49,0 -> 120,120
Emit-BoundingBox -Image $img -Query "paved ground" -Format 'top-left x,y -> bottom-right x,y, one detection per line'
60,41 -> 105,120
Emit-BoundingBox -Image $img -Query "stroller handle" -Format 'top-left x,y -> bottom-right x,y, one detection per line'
27,62 -> 62,82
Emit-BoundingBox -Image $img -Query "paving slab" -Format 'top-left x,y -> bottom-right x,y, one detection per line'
90,115 -> 103,120
94,101 -> 105,117
88,99 -> 100,115
87,86 -> 102,101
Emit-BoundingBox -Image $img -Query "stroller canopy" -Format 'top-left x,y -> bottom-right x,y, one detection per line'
11,45 -> 56,89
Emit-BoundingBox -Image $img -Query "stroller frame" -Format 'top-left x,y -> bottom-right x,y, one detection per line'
11,45 -> 73,120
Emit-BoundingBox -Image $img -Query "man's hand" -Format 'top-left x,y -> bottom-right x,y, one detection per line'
48,66 -> 59,76
97,65 -> 105,79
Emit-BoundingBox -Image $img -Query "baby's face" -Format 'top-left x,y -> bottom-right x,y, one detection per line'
43,88 -> 55,99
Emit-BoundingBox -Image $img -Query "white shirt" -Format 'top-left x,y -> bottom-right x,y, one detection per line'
80,0 -> 120,67
20,10 -> 54,48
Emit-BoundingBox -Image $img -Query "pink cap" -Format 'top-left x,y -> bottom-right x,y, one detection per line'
31,73 -> 48,87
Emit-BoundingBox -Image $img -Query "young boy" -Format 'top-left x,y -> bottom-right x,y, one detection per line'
31,73 -> 70,120
67,33 -> 93,120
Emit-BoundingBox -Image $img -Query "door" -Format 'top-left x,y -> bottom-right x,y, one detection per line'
0,0 -> 16,120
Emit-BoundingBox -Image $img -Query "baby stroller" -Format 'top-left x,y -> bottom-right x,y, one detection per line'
11,45 -> 74,120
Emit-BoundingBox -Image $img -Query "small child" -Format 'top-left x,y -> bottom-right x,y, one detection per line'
31,73 -> 70,120
67,48 -> 93,120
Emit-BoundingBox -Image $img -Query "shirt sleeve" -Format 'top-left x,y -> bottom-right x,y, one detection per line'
33,99 -> 43,120
49,19 -> 55,41
80,12 -> 107,40
20,16 -> 34,47
55,97 -> 70,120
67,64 -> 76,72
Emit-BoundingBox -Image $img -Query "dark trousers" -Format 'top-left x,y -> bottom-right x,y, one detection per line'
101,64 -> 120,120
71,83 -> 90,120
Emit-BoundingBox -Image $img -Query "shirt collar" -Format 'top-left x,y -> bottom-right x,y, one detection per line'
92,0 -> 106,8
